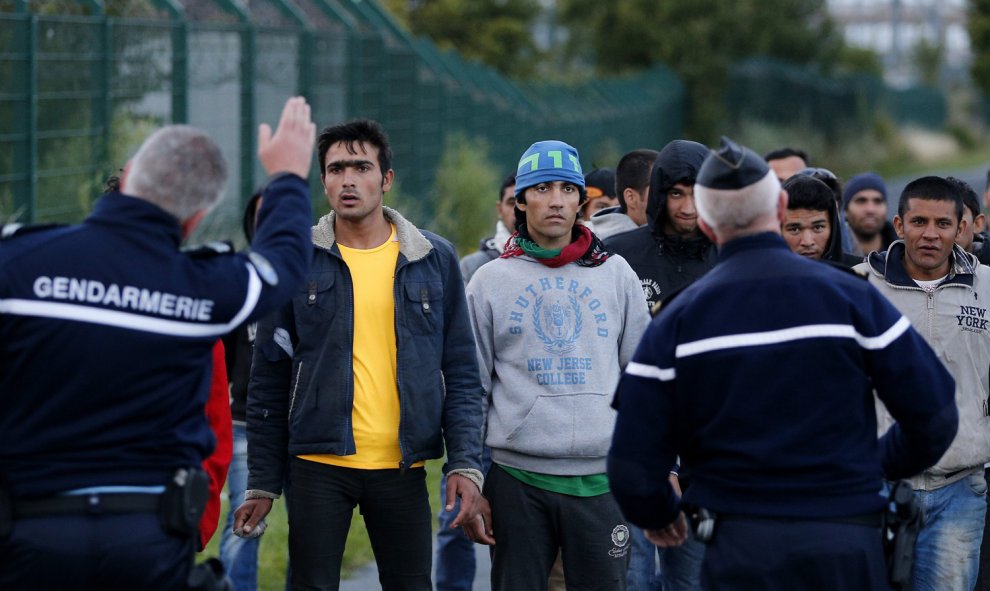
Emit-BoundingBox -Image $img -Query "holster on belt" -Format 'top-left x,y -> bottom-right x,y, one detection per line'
160,467 -> 210,538
883,480 -> 923,591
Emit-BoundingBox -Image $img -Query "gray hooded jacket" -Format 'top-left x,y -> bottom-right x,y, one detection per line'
856,241 -> 990,490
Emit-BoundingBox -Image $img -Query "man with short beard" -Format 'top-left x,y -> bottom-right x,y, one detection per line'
843,172 -> 897,256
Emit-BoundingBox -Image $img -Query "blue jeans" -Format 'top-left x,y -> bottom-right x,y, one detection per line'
626,525 -> 704,591
912,471 -> 987,591
220,423 -> 260,591
435,448 -> 491,591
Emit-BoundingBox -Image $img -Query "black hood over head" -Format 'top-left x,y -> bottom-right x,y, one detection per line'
646,140 -> 709,236
241,191 -> 263,244
783,175 -> 846,263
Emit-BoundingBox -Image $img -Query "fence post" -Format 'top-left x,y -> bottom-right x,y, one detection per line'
211,1 -> 253,205
101,7 -> 112,179
269,0 -> 314,100
26,3 -> 37,222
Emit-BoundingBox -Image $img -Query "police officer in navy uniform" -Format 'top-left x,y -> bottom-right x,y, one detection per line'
608,138 -> 959,590
0,97 -> 316,590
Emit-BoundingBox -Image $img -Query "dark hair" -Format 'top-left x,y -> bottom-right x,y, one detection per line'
764,147 -> 810,165
783,175 -> 834,213
898,176 -> 964,221
615,149 -> 660,210
794,167 -> 841,206
498,172 -> 516,203
242,188 -> 264,243
947,176 -> 981,219
103,174 -> 121,194
317,119 -> 392,176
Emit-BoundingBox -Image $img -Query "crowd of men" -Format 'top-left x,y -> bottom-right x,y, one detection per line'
2,97 -> 990,591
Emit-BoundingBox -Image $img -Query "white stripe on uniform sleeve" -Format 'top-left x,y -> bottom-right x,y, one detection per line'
625,361 -> 676,382
675,318 -> 913,359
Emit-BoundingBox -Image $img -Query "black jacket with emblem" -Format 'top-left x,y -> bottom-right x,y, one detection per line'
605,140 -> 717,310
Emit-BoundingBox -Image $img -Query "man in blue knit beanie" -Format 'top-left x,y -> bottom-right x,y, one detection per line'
463,139 -> 650,590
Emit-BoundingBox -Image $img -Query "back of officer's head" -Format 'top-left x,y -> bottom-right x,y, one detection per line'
695,136 -> 780,232
125,125 -> 228,222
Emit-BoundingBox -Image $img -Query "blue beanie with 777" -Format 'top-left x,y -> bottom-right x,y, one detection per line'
514,140 -> 585,199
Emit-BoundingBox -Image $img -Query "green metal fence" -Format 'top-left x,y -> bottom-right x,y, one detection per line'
726,58 -> 947,136
0,0 -> 686,241
1,2 -> 949,241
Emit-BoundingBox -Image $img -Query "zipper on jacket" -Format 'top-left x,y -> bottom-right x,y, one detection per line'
328,246 -> 357,454
394,256 -> 410,469
927,292 -> 934,310
288,361 -> 303,420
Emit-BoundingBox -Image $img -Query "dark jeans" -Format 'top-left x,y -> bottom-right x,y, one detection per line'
286,457 -> 432,591
701,517 -> 890,591
486,464 -> 630,591
0,512 -> 192,591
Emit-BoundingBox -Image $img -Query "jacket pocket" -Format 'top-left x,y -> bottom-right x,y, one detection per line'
403,281 -> 443,335
295,273 -> 337,338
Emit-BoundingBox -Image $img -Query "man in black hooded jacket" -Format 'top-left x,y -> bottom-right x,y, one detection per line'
604,139 -> 714,591
606,139 -> 717,311
781,175 -> 863,267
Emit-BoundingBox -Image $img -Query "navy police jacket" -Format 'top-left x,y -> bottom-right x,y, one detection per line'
608,233 -> 958,529
0,174 -> 312,497
246,207 -> 484,496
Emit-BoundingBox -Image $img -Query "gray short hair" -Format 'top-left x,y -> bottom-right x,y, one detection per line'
125,125 -> 228,221
696,170 -> 780,231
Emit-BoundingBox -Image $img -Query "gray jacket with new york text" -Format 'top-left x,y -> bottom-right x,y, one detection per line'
857,241 -> 990,490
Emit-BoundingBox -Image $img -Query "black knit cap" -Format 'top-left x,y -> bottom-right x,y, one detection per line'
584,168 -> 616,199
697,136 -> 771,191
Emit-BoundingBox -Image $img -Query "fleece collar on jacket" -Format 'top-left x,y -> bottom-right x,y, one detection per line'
311,206 -> 433,261
865,240 -> 976,288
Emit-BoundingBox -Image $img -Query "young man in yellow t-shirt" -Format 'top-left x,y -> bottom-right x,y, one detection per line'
235,120 -> 485,590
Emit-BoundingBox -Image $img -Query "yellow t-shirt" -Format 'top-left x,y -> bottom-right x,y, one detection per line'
299,225 -> 420,469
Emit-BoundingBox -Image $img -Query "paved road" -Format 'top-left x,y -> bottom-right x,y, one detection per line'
340,539 -> 491,590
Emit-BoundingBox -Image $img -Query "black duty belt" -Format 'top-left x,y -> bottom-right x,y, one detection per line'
13,492 -> 161,518
718,511 -> 883,528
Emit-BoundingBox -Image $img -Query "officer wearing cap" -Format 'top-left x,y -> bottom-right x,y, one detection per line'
607,137 -> 959,589
0,97 -> 315,590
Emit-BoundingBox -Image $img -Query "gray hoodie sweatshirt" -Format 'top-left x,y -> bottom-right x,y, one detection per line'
466,253 -> 649,476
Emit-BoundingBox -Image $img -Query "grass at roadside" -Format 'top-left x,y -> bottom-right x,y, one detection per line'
200,459 -> 445,587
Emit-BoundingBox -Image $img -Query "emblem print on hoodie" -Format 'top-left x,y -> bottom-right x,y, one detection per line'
509,275 -> 610,386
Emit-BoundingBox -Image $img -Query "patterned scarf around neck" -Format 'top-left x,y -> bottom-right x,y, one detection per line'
500,224 -> 611,268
